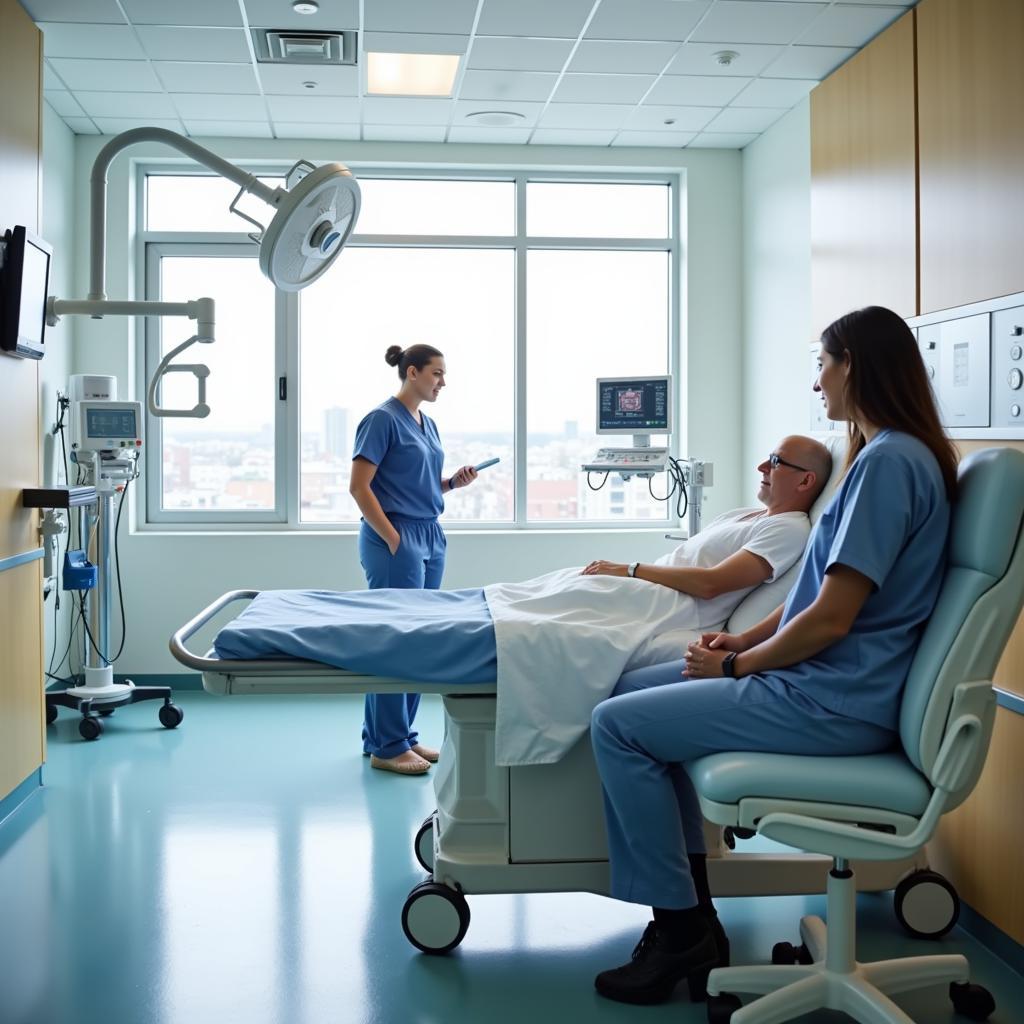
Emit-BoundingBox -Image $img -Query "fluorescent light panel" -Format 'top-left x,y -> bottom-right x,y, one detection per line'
366,52 -> 460,96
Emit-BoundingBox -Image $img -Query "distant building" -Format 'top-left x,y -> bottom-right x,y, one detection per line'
564,419 -> 578,440
324,407 -> 349,461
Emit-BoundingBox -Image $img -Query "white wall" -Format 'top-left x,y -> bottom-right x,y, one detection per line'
67,135 -> 743,673
740,100 -> 818,476
39,103 -> 76,681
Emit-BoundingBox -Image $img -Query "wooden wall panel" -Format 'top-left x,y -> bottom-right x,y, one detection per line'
810,9 -> 917,338
917,0 -> 1024,313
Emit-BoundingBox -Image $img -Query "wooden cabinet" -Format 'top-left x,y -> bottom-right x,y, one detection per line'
810,10 -> 917,337
917,0 -> 1024,314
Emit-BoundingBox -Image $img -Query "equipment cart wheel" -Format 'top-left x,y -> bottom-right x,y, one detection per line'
414,813 -> 435,872
401,880 -> 470,955
46,703 -> 58,725
949,981 -> 996,1021
159,702 -> 184,729
79,715 -> 103,741
706,992 -> 742,1023
894,869 -> 959,939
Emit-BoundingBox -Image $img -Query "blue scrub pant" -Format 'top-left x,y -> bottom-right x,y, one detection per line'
590,659 -> 896,909
359,516 -> 446,759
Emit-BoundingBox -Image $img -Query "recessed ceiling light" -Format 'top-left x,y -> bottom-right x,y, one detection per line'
302,81 -> 317,89
465,110 -> 526,127
366,52 -> 461,97
712,50 -> 740,66
292,1 -> 319,14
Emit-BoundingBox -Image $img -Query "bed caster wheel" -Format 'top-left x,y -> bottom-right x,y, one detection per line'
79,716 -> 103,741
46,703 -> 58,725
949,981 -> 995,1021
894,869 -> 959,939
401,880 -> 470,955
414,813 -> 435,872
771,941 -> 813,965
706,992 -> 742,1023
159,703 -> 184,729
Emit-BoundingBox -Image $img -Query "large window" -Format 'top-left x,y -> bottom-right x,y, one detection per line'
143,172 -> 677,528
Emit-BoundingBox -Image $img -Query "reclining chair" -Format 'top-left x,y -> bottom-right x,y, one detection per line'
690,446 -> 1024,1024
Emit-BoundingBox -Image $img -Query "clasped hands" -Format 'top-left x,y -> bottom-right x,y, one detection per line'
683,632 -> 747,679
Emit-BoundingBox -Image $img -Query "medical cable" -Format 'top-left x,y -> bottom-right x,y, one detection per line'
586,459 -> 689,521
108,478 -> 130,663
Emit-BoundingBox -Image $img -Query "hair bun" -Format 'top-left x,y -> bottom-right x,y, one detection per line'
384,345 -> 404,366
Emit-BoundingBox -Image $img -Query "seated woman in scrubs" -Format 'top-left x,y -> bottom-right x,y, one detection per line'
589,305 -> 960,1006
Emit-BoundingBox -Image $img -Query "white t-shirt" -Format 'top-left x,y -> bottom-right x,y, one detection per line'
653,507 -> 810,628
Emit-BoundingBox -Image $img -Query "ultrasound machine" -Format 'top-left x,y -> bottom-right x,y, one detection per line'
582,375 -> 672,475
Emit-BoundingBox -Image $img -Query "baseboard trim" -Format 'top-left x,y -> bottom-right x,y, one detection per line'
958,902 -> 1024,977
45,673 -> 205,692
0,768 -> 42,831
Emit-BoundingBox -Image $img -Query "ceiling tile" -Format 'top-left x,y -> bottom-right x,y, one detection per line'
75,90 -> 178,118
732,77 -> 815,107
183,119 -> 273,138
63,116 -> 100,134
363,125 -> 447,142
539,103 -> 633,130
553,74 -> 656,105
45,91 -> 85,117
38,23 -> 145,59
47,57 -> 162,92
478,0 -> 596,39
454,100 -> 545,126
586,0 -> 711,42
362,97 -> 455,124
92,116 -> 185,134
797,4 -> 906,47
612,130 -> 697,148
258,64 -> 358,96
468,37 -> 574,73
530,128 -> 616,146
459,70 -> 558,102
704,106 -> 788,132
121,0 -> 242,26
272,122 -> 361,140
363,32 -> 469,55
243,0 -> 359,30
570,40 -> 679,75
364,0 -> 478,35
267,95 -> 361,122
135,26 -> 251,63
448,126 -> 532,144
625,104 -> 717,132
43,62 -> 63,89
647,74 -> 751,106
692,1 -> 827,45
21,1 -> 124,23
667,42 -> 784,77
688,131 -> 758,148
172,94 -> 268,120
762,45 -> 855,78
155,62 -> 260,94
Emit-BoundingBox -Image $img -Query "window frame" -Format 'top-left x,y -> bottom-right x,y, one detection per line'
138,164 -> 681,531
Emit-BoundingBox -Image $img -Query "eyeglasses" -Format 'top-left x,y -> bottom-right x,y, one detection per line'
768,452 -> 810,473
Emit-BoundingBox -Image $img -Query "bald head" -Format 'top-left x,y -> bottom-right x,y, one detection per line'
757,435 -> 833,514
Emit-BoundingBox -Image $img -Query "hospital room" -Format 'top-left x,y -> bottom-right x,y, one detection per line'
3,0 -> 1024,1021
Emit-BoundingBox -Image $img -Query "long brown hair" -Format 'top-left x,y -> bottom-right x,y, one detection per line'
821,306 -> 959,498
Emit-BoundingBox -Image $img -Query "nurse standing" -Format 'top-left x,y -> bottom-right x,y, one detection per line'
349,344 -> 478,775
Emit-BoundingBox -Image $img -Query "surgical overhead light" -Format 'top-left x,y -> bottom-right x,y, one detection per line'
45,127 -> 361,416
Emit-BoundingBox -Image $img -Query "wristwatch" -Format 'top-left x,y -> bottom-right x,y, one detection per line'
721,651 -> 738,677
627,562 -> 640,577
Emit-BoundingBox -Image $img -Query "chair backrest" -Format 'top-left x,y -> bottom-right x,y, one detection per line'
900,447 -> 1024,793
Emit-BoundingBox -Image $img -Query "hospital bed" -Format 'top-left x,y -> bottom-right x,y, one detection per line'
170,584 -> 952,957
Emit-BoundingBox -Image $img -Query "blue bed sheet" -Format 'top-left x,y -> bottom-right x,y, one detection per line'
212,588 -> 497,684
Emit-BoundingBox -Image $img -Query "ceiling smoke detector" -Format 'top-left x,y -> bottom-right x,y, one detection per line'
465,110 -> 526,127
712,50 -> 740,67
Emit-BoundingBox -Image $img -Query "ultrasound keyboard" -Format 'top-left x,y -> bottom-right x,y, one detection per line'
582,448 -> 669,473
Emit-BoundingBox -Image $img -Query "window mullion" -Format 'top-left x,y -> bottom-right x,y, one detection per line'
515,174 -> 528,528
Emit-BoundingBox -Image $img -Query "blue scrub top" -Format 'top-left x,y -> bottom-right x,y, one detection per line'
352,397 -> 445,519
767,429 -> 950,732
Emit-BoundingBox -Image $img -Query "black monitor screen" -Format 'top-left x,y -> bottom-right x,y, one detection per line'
598,377 -> 670,432
1,226 -> 52,360
86,407 -> 138,439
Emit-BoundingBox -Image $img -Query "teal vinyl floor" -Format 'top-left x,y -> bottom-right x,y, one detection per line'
2,691 -> 1022,1024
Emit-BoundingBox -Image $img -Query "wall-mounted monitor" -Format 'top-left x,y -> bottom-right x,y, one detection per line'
1,226 -> 53,360
596,375 -> 672,435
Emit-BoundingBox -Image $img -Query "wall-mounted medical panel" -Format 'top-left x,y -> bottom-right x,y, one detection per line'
991,306 -> 1024,430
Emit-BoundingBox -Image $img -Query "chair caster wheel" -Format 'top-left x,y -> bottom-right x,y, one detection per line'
771,941 -> 812,965
949,981 -> 995,1021
707,992 -> 742,1023
159,703 -> 184,729
79,716 -> 103,741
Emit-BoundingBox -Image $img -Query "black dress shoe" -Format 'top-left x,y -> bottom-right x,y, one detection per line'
594,921 -> 719,1006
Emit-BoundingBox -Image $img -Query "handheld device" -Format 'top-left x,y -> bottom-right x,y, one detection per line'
473,457 -> 500,472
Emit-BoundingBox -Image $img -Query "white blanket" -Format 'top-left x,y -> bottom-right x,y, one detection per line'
484,568 -> 708,766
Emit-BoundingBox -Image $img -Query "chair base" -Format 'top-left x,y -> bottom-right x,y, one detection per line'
707,865 -> 976,1024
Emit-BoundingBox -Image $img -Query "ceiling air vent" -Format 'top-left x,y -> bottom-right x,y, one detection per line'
252,30 -> 357,65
